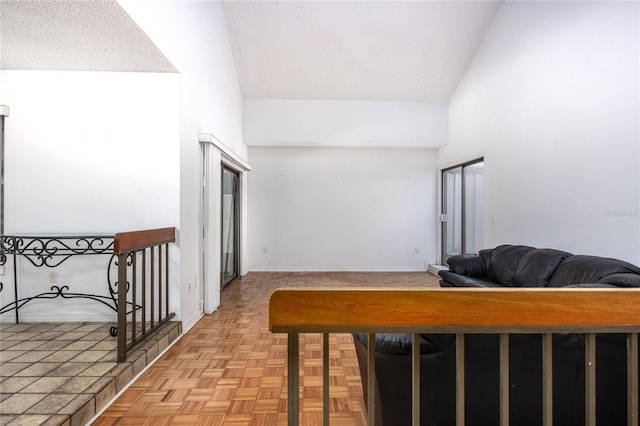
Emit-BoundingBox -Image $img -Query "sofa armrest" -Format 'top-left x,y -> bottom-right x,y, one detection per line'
597,273 -> 640,288
562,273 -> 640,288
447,253 -> 487,277
438,270 -> 500,287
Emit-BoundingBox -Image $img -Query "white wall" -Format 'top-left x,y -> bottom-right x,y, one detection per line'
245,99 -> 444,271
118,1 -> 246,328
441,1 -> 640,264
244,98 -> 448,148
248,147 -> 438,271
0,70 -> 180,321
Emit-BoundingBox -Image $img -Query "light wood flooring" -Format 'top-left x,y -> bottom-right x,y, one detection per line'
92,271 -> 440,425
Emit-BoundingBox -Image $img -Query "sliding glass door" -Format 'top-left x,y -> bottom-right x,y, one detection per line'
442,166 -> 463,263
221,166 -> 240,287
441,159 -> 484,264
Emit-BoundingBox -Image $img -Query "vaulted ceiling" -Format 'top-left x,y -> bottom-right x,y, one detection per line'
0,0 -> 501,102
221,1 -> 500,101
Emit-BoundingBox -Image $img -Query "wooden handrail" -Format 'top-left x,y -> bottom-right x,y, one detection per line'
114,226 -> 176,362
269,287 -> 640,333
114,227 -> 176,254
270,287 -> 640,426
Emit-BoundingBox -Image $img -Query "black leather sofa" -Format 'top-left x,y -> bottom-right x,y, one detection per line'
353,245 -> 640,426
439,244 -> 640,289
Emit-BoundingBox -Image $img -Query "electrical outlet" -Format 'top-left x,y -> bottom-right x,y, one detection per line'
263,246 -> 268,254
414,248 -> 419,254
49,270 -> 58,283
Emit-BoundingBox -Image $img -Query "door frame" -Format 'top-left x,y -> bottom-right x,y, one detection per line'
440,157 -> 484,264
199,134 -> 250,314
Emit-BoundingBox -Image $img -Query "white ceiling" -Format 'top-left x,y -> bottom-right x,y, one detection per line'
0,0 -> 501,102
221,1 -> 501,101
0,0 -> 176,73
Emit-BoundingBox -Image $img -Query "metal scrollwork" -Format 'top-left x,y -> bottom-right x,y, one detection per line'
0,284 -> 142,316
107,252 -> 134,301
0,252 -> 5,293
1,239 -> 10,302
0,234 -> 142,323
3,235 -> 114,268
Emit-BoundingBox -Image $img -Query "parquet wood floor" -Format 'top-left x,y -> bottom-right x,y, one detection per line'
92,272 -> 440,425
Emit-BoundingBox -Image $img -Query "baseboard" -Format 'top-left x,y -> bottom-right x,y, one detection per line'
248,266 -> 428,272
427,264 -> 448,276
181,312 -> 204,334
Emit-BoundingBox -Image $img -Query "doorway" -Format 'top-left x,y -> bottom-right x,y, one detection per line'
441,158 -> 485,264
200,135 -> 250,313
221,166 -> 240,287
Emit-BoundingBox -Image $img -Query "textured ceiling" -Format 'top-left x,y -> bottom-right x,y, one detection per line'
0,0 -> 501,102
222,1 -> 501,101
0,0 -> 176,72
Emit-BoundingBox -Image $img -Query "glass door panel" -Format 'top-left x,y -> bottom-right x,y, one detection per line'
463,161 -> 484,254
221,167 -> 239,287
441,159 -> 484,264
442,166 -> 462,264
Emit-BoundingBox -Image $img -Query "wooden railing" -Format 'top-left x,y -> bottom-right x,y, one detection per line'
114,227 -> 176,362
269,288 -> 640,426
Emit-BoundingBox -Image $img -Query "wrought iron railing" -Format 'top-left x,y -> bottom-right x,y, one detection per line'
0,227 -> 177,363
269,288 -> 640,426
114,227 -> 176,362
0,235 -> 117,322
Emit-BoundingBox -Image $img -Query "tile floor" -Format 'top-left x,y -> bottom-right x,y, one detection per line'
0,321 -> 181,426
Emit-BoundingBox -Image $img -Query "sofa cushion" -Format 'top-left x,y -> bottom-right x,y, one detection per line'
548,255 -> 640,287
447,254 -> 487,277
487,245 -> 535,286
479,248 -> 493,272
513,248 -> 572,287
